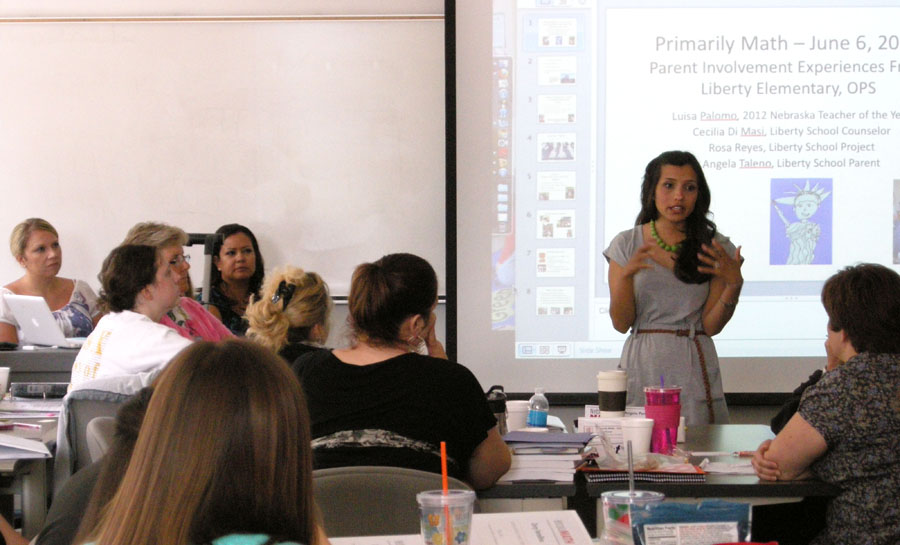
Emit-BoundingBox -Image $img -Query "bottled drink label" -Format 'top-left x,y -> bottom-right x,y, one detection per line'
527,409 -> 548,427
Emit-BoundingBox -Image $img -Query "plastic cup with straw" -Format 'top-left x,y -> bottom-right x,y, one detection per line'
441,442 -> 452,545
417,443 -> 476,545
599,440 -> 665,539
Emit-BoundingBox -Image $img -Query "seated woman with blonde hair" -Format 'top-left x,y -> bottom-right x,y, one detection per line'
0,218 -> 101,344
752,263 -> 900,545
76,340 -> 326,545
121,222 -> 232,342
245,267 -> 332,362
292,253 -> 511,490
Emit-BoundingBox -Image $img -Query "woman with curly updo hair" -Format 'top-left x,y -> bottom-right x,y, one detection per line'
245,267 -> 331,362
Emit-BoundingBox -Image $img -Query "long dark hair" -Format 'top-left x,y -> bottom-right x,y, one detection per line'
211,223 -> 265,300
635,150 -> 717,284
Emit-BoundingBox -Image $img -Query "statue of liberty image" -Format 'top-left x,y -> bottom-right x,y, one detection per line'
771,180 -> 831,265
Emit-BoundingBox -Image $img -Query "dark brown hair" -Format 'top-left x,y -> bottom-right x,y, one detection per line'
348,253 -> 437,345
636,150 -> 717,284
87,340 -> 317,545
822,263 -> 900,354
97,245 -> 159,313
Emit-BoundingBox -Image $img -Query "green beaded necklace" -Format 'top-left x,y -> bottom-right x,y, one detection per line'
650,220 -> 682,253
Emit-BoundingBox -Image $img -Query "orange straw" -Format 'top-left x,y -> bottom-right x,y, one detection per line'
441,441 -> 452,545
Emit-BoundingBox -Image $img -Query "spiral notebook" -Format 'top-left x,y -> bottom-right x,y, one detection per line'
581,464 -> 706,484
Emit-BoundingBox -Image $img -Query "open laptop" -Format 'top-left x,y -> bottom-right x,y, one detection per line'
2,294 -> 85,348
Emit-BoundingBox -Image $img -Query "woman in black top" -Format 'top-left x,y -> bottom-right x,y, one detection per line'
292,253 -> 511,489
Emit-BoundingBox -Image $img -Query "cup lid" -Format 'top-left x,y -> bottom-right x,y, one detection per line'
601,490 -> 665,506
642,386 -> 681,393
416,489 -> 476,507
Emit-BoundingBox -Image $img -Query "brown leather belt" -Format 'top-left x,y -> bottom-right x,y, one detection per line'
634,328 -> 715,423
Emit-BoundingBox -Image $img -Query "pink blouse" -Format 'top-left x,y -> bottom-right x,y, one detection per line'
160,297 -> 233,342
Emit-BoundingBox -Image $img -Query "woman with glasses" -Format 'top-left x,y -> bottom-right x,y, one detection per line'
121,222 -> 232,342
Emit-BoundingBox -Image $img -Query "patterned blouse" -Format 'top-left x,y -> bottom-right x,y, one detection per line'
799,352 -> 900,545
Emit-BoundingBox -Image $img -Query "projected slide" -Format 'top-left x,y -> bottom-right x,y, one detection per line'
491,0 -> 900,360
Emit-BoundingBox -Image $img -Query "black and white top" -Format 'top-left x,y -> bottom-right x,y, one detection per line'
291,350 -> 496,481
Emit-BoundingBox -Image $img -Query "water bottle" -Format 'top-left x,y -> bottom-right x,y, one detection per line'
526,387 -> 549,427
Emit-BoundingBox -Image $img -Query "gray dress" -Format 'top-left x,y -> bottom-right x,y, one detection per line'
604,225 -> 734,425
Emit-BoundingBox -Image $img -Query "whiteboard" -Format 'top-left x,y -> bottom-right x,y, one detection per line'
0,15 -> 445,295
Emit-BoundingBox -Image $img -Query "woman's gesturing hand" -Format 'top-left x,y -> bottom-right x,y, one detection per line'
698,240 -> 743,285
623,242 -> 655,277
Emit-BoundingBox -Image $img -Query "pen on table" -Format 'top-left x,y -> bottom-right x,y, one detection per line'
0,422 -> 42,430
690,451 -> 755,457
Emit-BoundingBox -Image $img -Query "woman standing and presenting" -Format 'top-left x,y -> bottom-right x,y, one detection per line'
0,218 -> 101,344
604,151 -> 743,424
208,224 -> 265,336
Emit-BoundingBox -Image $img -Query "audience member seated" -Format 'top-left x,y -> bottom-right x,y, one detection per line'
0,388 -> 152,545
752,263 -> 900,545
292,253 -> 511,490
0,218 -> 101,344
207,223 -> 265,335
246,266 -> 331,362
121,222 -> 232,341
70,245 -> 191,386
75,340 -> 326,545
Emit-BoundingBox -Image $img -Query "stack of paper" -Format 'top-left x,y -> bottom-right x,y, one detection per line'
499,431 -> 593,483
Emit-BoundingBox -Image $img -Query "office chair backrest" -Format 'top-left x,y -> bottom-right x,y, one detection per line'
312,466 -> 477,537
54,376 -> 144,494
86,416 -> 117,463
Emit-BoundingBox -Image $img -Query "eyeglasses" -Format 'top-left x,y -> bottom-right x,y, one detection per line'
169,254 -> 191,267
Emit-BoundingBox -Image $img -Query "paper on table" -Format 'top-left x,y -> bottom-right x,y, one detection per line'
328,511 -> 592,545
698,458 -> 756,474
0,433 -> 51,460
472,510 -> 592,545
330,536 -> 423,545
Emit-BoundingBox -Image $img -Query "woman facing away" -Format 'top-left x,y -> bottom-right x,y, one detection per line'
207,223 -> 265,336
752,263 -> 900,545
77,340 -> 327,545
121,222 -> 232,341
70,244 -> 191,387
245,266 -> 332,362
0,218 -> 101,344
292,253 -> 511,490
604,151 -> 743,425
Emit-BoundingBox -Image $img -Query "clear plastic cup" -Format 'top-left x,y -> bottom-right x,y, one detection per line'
417,489 -> 476,545
601,490 -> 665,540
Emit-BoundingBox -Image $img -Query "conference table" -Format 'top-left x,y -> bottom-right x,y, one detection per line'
0,348 -> 77,383
481,424 -> 839,537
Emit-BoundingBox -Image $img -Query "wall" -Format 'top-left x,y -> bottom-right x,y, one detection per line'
0,1 -> 445,296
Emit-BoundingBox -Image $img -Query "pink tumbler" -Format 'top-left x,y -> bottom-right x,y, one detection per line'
643,386 -> 681,455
